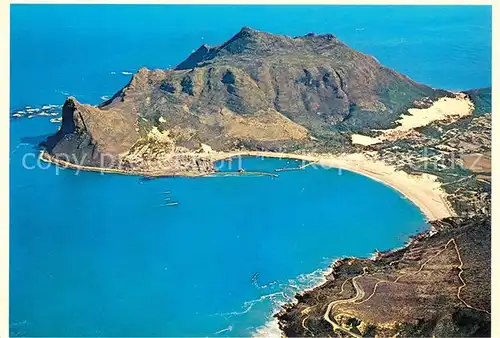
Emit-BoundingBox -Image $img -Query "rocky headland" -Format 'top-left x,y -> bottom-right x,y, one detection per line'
277,216 -> 491,337
40,27 -> 491,336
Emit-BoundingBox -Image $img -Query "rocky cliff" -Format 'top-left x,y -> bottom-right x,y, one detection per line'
276,88 -> 492,337
43,27 -> 449,172
40,27 -> 491,336
277,216 -> 491,337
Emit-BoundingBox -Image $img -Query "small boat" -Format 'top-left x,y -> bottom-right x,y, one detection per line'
163,191 -> 171,194
165,202 -> 179,206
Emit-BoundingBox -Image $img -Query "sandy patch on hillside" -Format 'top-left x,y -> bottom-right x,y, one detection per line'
391,93 -> 473,133
352,93 -> 474,146
351,134 -> 382,146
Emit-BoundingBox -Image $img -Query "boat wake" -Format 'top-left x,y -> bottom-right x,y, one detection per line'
213,325 -> 233,335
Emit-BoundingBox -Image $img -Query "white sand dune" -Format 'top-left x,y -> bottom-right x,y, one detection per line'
389,93 -> 473,133
352,93 -> 474,146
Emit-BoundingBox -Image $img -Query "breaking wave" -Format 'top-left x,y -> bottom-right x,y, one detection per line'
251,264 -> 335,337
210,261 -> 335,337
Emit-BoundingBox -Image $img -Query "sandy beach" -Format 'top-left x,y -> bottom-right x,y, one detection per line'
212,151 -> 454,221
40,149 -> 454,221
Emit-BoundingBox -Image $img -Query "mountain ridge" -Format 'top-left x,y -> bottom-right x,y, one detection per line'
39,27 -> 492,337
43,27 -> 453,171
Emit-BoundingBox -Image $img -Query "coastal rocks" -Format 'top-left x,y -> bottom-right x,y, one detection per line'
43,27 -> 451,174
277,216 -> 491,337
50,117 -> 63,123
41,97 -> 216,176
35,26 -> 492,337
42,97 -> 140,168
11,105 -> 61,120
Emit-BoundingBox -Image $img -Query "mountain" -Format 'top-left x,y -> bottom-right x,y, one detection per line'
273,85 -> 492,338
277,216 -> 491,337
43,27 -> 449,172
40,27 -> 491,337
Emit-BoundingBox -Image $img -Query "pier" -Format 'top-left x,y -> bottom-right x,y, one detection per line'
275,161 -> 319,172
204,171 -> 279,178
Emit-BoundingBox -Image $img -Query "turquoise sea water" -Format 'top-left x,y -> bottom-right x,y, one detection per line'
10,5 -> 491,337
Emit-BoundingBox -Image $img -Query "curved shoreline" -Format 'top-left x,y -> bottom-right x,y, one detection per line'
40,148 -> 457,337
40,150 -> 454,221
214,151 -> 454,221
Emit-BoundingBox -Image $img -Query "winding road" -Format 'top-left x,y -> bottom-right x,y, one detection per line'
318,237 -> 489,337
322,268 -> 368,338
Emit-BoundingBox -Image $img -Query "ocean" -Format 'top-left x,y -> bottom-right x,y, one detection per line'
9,5 -> 491,337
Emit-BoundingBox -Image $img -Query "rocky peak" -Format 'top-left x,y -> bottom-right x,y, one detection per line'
128,67 -> 151,89
233,26 -> 262,39
175,44 -> 213,70
43,27 -> 452,170
175,26 -> 293,69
